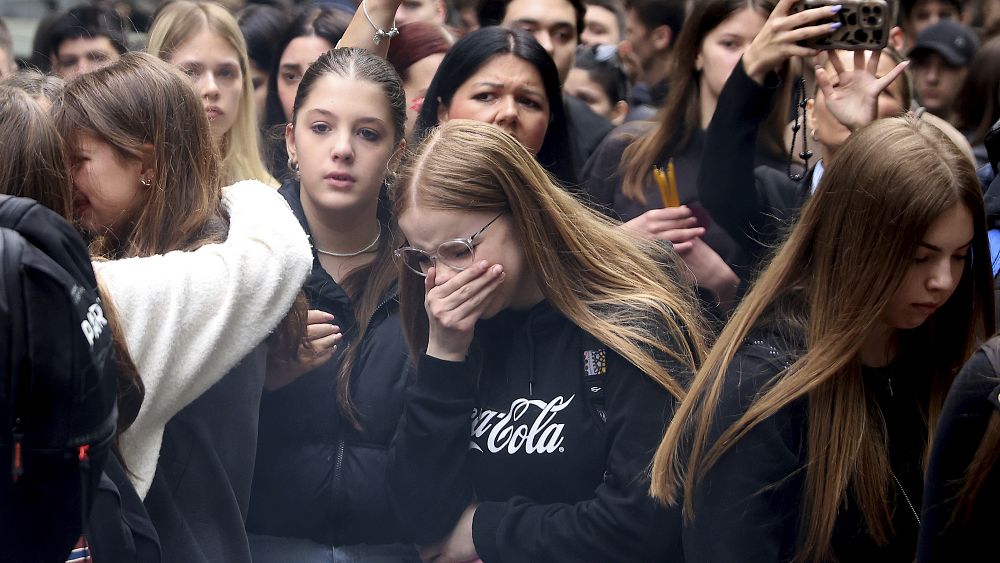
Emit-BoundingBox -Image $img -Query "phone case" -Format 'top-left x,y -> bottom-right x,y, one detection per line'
791,0 -> 895,51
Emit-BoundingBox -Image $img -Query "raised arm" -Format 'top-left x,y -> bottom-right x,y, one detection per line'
336,0 -> 403,58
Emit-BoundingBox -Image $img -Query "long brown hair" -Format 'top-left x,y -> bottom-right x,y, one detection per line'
289,48 -> 407,428
653,116 -> 995,562
0,86 -> 72,219
619,0 -> 779,204
393,119 -> 708,399
952,336 -> 1000,523
53,51 -> 225,258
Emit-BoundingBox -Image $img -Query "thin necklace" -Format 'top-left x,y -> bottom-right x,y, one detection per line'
315,226 -> 381,258
891,470 -> 921,525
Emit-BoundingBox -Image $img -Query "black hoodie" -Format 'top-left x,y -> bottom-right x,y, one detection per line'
387,300 -> 691,562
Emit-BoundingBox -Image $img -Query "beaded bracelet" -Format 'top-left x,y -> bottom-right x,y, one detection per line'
362,0 -> 399,45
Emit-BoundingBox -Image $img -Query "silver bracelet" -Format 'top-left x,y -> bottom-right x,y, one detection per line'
362,0 -> 399,45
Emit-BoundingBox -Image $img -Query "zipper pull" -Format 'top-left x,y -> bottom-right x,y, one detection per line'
78,445 -> 90,469
11,431 -> 23,482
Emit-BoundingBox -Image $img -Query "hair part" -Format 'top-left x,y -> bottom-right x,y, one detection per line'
48,5 -> 130,56
653,116 -> 995,562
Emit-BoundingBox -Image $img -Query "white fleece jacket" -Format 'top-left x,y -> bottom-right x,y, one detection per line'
93,180 -> 312,498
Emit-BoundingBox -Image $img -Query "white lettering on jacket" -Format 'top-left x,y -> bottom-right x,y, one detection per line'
80,302 -> 107,347
470,395 -> 574,454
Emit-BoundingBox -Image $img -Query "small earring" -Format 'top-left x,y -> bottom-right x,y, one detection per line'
383,172 -> 397,188
141,177 -> 151,187
288,156 -> 301,178
810,129 -> 818,141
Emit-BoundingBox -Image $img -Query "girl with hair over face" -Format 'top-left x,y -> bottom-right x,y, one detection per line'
412,26 -> 579,187
582,0 -> 783,317
653,116 -> 995,562
147,0 -> 276,186
387,119 -> 707,562
52,51 -> 311,562
246,47 -> 418,562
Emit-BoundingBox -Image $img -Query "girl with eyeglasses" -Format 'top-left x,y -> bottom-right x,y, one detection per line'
246,48 -> 421,562
387,119 -> 707,562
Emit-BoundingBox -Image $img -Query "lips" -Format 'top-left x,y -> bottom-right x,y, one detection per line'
913,302 -> 941,312
72,191 -> 91,216
324,171 -> 357,190
205,105 -> 223,120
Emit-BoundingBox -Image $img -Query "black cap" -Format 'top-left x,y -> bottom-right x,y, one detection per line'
908,20 -> 980,66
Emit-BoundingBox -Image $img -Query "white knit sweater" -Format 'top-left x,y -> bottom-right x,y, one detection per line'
93,180 -> 312,498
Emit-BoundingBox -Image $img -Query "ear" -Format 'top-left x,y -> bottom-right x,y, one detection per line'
437,98 -> 449,124
137,143 -> 155,181
889,25 -> 907,53
284,123 -> 297,162
651,24 -> 672,51
610,100 -> 629,126
695,51 -> 703,72
435,0 -> 448,24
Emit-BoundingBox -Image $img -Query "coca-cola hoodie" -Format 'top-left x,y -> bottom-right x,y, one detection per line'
387,299 -> 691,562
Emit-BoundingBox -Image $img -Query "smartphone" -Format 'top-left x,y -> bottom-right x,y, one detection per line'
791,0 -> 896,51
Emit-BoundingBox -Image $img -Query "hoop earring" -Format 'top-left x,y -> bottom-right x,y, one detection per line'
140,178 -> 151,187
288,157 -> 301,178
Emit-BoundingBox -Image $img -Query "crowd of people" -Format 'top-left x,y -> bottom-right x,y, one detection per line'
2,0 -> 1000,561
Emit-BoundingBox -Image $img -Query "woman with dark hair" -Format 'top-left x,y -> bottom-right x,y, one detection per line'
246,47 -> 418,562
261,5 -> 352,179
237,4 -> 292,124
386,21 -> 454,138
413,25 -> 579,187
565,44 -> 630,126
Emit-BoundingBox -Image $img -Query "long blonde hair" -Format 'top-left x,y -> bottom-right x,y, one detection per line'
393,119 -> 707,399
652,116 -> 995,562
147,0 -> 276,186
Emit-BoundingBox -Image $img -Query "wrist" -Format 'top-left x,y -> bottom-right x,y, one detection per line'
741,53 -> 766,85
426,339 -> 470,362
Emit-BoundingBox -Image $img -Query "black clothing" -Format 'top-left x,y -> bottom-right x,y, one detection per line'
143,345 -> 267,563
247,181 -> 415,550
918,337 -> 1000,562
697,60 -> 812,272
627,79 -> 668,122
565,94 -> 614,179
388,300 -> 689,562
685,323 -> 925,562
88,455 -> 161,562
581,121 -> 740,265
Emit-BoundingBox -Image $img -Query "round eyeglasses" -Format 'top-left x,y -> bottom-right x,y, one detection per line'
394,213 -> 503,277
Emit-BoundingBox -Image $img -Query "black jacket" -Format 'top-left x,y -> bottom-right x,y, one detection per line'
142,344 -> 267,562
387,300 -> 690,562
246,181 -> 415,549
88,454 -> 161,562
918,337 -> 1000,562
697,60 -> 812,274
685,323 -> 924,562
565,94 -> 614,180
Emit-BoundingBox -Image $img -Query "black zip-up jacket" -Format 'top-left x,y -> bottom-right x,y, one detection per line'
685,323 -> 925,562
918,337 -> 1000,562
387,300 -> 691,562
246,181 -> 415,548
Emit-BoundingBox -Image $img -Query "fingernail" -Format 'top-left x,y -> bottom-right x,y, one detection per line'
331,325 -> 340,331
830,22 -> 842,30
490,264 -> 502,275
830,4 -> 842,13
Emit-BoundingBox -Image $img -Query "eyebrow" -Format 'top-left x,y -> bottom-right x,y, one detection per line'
472,81 -> 545,98
512,17 -> 574,29
305,108 -> 387,125
919,239 -> 974,252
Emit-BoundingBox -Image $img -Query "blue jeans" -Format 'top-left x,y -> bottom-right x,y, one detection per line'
249,534 -> 421,563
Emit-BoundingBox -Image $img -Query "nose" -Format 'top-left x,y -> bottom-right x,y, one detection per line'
534,30 -> 555,58
926,257 -> 956,293
493,95 -> 519,130
432,261 -> 460,285
331,130 -> 355,161
202,72 -> 220,100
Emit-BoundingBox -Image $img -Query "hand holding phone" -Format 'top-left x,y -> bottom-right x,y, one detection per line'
790,0 -> 897,50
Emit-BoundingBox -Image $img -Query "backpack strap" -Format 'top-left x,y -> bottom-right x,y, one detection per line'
581,333 -> 608,423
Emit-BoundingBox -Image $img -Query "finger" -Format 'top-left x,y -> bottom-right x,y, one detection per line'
428,261 -> 499,307
445,269 -> 506,324
306,309 -> 335,324
866,48 -> 882,75
873,60 -> 909,93
430,263 -> 505,314
644,205 -> 694,221
672,241 -> 695,254
827,49 -> 845,76
425,266 -> 436,295
647,216 -> 699,233
815,66 -> 836,101
853,49 -> 865,72
782,20 -> 842,44
772,0 -> 801,19
653,226 -> 706,244
778,3 -> 842,31
306,323 -> 339,340
311,332 -> 342,352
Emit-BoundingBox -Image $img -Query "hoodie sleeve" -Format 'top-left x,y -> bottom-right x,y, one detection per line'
697,59 -> 784,263
468,344 -> 687,563
98,179 -> 312,496
681,344 -> 806,563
